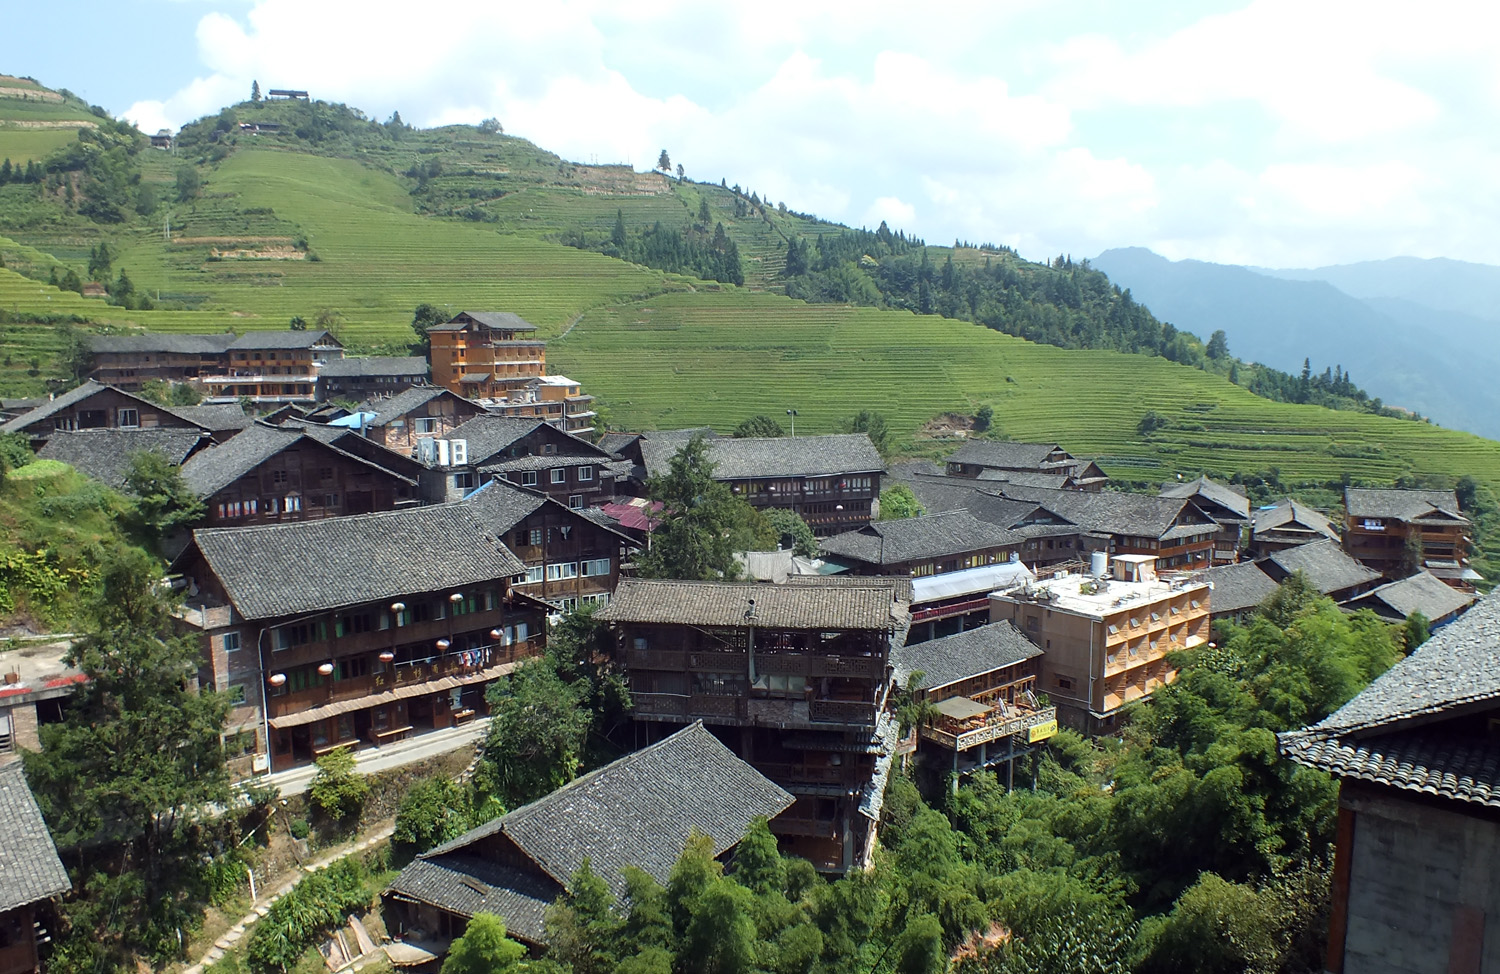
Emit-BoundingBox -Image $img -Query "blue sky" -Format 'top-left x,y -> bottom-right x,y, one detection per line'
5,0 -> 1498,267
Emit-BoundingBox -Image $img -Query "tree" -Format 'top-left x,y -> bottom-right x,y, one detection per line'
251,79 -> 261,102
411,302 -> 448,353
175,164 -> 201,203
1403,611 -> 1431,651
124,450 -> 206,547
637,434 -> 757,580
1138,410 -> 1170,436
676,163 -> 685,182
308,745 -> 369,821
973,404 -> 994,433
443,913 -> 525,974
546,859 -> 621,974
1206,330 -> 1230,360
87,242 -> 112,281
763,508 -> 818,557
842,409 -> 893,458
878,484 -> 925,521
394,776 -> 479,853
1399,531 -> 1424,577
288,315 -> 308,330
733,415 -> 786,438
57,322 -> 93,382
657,150 -> 672,172
1133,873 -> 1278,974
480,117 -> 503,135
478,653 -> 592,806
697,198 -> 711,226
729,817 -> 785,894
612,208 -> 627,248
134,181 -> 158,216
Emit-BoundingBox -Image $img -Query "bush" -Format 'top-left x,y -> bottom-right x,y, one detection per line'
245,858 -> 370,973
308,747 -> 368,821
289,818 -> 311,840
394,776 -> 477,854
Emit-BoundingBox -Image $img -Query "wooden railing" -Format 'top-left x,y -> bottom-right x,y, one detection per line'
920,707 -> 1057,750
755,762 -> 857,786
758,653 -> 882,679
809,698 -> 876,725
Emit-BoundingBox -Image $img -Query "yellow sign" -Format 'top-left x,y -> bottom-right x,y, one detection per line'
1028,719 -> 1058,743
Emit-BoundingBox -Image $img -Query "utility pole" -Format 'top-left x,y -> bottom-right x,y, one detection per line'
786,408 -> 797,437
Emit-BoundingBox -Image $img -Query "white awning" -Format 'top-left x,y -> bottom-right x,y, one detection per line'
911,561 -> 1035,604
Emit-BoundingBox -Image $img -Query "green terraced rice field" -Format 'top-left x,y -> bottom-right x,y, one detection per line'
0,128 -> 80,163
551,291 -> 1500,488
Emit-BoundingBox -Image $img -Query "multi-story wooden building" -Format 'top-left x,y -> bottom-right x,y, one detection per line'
995,485 -> 1222,572
989,555 -> 1210,732
638,434 -> 885,537
426,311 -> 595,434
88,333 -> 236,390
353,387 -> 486,456
597,578 -> 910,871
180,423 -> 421,527
422,415 -> 617,507
316,356 -> 429,402
1343,488 -> 1478,588
1159,476 -> 1250,564
173,504 -> 549,776
1249,498 -> 1340,558
464,478 -> 633,611
198,331 -> 344,406
1280,592 -> 1500,974
945,441 -> 1108,491
895,622 -> 1057,791
0,380 -> 211,446
0,763 -> 71,974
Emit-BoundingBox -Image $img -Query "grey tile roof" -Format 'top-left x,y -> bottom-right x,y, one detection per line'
1345,571 -> 1476,623
443,416 -> 549,464
384,854 -> 560,945
37,428 -> 209,488
1,380 -> 188,435
974,470 -> 1071,489
596,432 -> 642,456
461,478 -> 548,532
0,762 -> 71,913
598,578 -> 906,631
354,386 -> 453,426
170,403 -> 254,432
1159,476 -> 1251,521
480,454 -> 603,473
705,435 -> 884,480
89,332 -> 235,354
784,574 -> 915,602
819,510 -> 1023,565
1280,590 -> 1500,809
893,474 -> 1062,528
1344,487 -> 1467,522
422,723 -> 794,899
1199,561 -> 1280,615
995,485 -> 1210,540
428,311 -> 540,333
318,356 -> 429,378
894,621 -> 1040,693
227,329 -> 340,350
1266,540 -> 1382,595
184,503 -> 526,620
1252,498 -> 1338,542
634,428 -> 724,478
179,424 -> 412,497
946,441 -> 1062,470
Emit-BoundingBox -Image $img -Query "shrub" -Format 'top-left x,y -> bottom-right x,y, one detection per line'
308,747 -> 368,821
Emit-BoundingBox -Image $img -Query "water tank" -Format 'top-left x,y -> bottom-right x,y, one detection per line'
1091,551 -> 1109,578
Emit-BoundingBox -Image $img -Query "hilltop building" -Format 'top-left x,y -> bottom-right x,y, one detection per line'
426,311 -> 596,435
1343,488 -> 1478,589
989,554 -> 1210,731
86,330 -> 345,407
1280,591 -> 1500,974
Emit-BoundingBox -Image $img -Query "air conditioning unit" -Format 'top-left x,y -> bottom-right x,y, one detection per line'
435,439 -> 451,467
449,439 -> 468,465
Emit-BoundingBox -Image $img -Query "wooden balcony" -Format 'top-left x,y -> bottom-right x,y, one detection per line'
919,706 -> 1057,751
630,692 -> 747,721
809,698 -> 876,726
755,761 -> 858,787
769,815 -> 839,838
758,652 -> 883,679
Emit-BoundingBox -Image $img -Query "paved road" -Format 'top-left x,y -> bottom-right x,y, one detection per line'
255,717 -> 490,798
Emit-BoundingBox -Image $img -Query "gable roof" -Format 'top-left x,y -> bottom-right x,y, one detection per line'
894,621 -> 1041,693
170,403 -> 255,433
819,510 -> 1022,565
1279,590 -> 1500,809
784,573 -> 915,603
383,855 -> 560,946
443,415 -> 599,466
1346,571 -> 1476,623
227,329 -> 340,350
1345,487 -> 1467,523
318,356 -> 428,379
1159,476 -> 1251,521
429,311 -> 540,333
0,380 -> 206,435
707,434 -> 884,480
1265,540 -> 1382,595
463,478 -> 634,544
183,503 -> 525,620
355,386 -> 474,427
89,332 -> 235,355
0,762 -> 71,913
995,485 -> 1211,540
179,423 -> 414,497
1199,561 -> 1280,615
422,723 -> 793,898
598,578 -> 905,631
946,441 -> 1064,470
1252,498 -> 1338,541
893,474 -> 1069,530
37,428 -> 209,488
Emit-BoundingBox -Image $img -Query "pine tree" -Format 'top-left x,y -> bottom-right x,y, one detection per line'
657,149 -> 671,172
0,158 -> 10,183
611,209 -> 626,248
251,79 -> 261,102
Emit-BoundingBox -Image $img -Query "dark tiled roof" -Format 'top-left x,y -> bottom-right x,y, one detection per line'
180,424 -> 412,497
706,435 -> 884,480
1,380 -> 175,434
1281,731 -> 1499,809
89,332 -> 235,354
1159,476 -> 1251,521
596,432 -> 642,455
895,621 -> 1040,692
819,510 -> 1022,565
429,311 -> 540,333
894,474 -> 1060,527
784,574 -> 915,602
443,416 -> 548,463
1346,571 -> 1476,623
461,478 -> 548,532
319,356 -> 428,378
634,428 -> 724,478
37,428 -> 208,488
354,386 -> 479,428
384,854 -> 559,945
946,441 -> 1062,470
171,403 -> 254,432
423,723 -> 794,898
1252,498 -> 1338,541
1199,561 -> 1280,615
995,485 -> 1208,540
598,578 -> 905,631
185,504 -> 525,620
227,329 -> 340,350
1266,540 -> 1381,595
1345,487 -> 1467,522
480,454 -> 603,473
0,762 -> 71,913
974,470 -> 1071,489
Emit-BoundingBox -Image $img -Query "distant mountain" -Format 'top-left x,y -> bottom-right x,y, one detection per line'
1090,247 -> 1500,440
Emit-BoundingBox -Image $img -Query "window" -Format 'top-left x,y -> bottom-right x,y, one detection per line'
221,631 -> 242,654
336,657 -> 370,681
334,613 -> 373,637
1055,676 -> 1074,690
271,469 -> 289,485
542,443 -> 558,455
453,471 -> 476,490
272,620 -> 327,651
524,566 -> 544,584
581,592 -> 610,606
546,562 -> 579,581
78,409 -> 107,429
529,528 -> 543,545
324,493 -> 339,508
569,495 -> 583,509
319,466 -> 334,482
117,408 -> 140,428
581,558 -> 611,577
228,684 -> 248,705
414,417 -> 438,434
225,730 -> 257,756
54,416 -> 77,431
578,466 -> 593,482
551,468 -> 567,484
522,471 -> 539,487
285,494 -> 302,513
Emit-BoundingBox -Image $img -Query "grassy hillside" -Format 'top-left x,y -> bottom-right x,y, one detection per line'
550,291 -> 1500,487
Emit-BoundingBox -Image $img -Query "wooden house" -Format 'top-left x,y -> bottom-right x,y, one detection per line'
382,723 -> 792,955
352,387 -> 485,456
88,333 -> 236,390
994,484 -> 1222,571
0,763 -> 70,974
1343,488 -> 1478,589
172,504 -> 549,776
888,472 -> 1090,570
1198,560 -> 1280,624
198,330 -> 344,406
1249,498 -> 1340,558
1342,571 -> 1476,629
1159,476 -> 1250,564
596,577 -> 909,871
316,356 -> 429,402
944,441 -> 1108,491
1280,592 -> 1500,974
423,415 -> 616,507
35,427 -> 211,489
1263,540 -> 1382,603
0,380 -> 211,446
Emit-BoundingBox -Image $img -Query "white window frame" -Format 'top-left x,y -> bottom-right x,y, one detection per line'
578,466 -> 594,482
581,558 -> 611,577
551,468 -> 567,484
521,471 -> 539,487
524,566 -> 544,584
546,562 -> 579,581
413,416 -> 438,434
117,407 -> 140,428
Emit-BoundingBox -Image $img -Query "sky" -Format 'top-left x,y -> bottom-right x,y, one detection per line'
5,0 -> 1500,267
